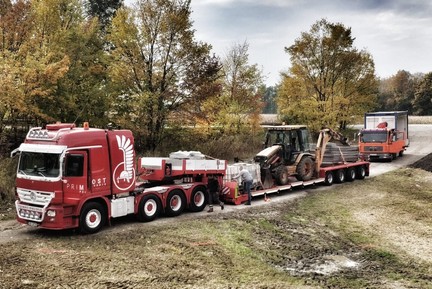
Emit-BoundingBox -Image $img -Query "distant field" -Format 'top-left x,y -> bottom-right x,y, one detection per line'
261,114 -> 432,125
409,115 -> 432,124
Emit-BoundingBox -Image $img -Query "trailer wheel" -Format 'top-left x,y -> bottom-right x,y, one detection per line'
356,166 -> 366,180
275,166 -> 289,185
189,186 -> 208,212
346,167 -> 356,182
324,171 -> 334,186
79,202 -> 106,234
137,195 -> 161,222
335,169 -> 345,183
165,189 -> 186,217
296,157 -> 314,181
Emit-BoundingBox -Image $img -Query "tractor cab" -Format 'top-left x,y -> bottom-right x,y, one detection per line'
261,125 -> 311,165
255,125 -> 315,187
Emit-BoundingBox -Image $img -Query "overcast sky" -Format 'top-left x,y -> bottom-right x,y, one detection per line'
126,0 -> 432,86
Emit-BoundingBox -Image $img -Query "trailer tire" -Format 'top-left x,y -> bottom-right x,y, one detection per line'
165,189 -> 186,217
324,171 -> 334,186
137,195 -> 161,222
189,186 -> 208,212
79,202 -> 106,234
275,166 -> 289,185
356,166 -> 366,180
335,169 -> 345,183
296,157 -> 314,181
346,167 -> 356,182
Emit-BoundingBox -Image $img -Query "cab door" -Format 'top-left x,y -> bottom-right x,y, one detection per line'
62,151 -> 89,204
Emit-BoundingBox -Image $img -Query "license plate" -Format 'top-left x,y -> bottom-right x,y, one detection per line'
28,221 -> 39,227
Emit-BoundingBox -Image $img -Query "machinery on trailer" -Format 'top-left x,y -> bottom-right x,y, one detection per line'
359,111 -> 409,161
11,123 -> 226,234
221,126 -> 369,205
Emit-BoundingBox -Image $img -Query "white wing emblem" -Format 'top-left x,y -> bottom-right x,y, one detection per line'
116,135 -> 134,183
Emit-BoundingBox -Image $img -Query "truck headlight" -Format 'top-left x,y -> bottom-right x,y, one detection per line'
47,210 -> 56,217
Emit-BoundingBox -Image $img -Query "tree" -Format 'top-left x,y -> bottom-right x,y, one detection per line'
278,19 -> 378,131
108,0 -> 220,151
412,72 -> 432,115
205,41 -> 264,133
262,85 -> 277,114
85,0 -> 123,30
377,70 -> 418,113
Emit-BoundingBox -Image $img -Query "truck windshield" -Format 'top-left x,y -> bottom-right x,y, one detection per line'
18,152 -> 61,178
360,131 -> 388,143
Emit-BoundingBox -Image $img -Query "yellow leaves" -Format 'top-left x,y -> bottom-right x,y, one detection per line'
44,55 -> 70,85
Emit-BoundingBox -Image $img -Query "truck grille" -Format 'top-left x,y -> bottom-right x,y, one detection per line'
17,188 -> 54,206
364,146 -> 383,152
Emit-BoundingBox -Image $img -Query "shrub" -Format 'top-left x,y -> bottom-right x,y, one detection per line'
0,157 -> 17,202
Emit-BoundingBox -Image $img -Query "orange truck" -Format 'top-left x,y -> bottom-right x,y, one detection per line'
358,111 -> 409,161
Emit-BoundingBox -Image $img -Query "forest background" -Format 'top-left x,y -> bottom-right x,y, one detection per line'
1,0 -> 432,201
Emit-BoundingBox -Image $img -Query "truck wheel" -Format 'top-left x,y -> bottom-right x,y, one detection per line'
399,150 -> 404,157
138,195 -> 161,222
189,186 -> 208,212
296,157 -> 314,181
165,189 -> 186,217
275,166 -> 289,185
346,167 -> 356,182
80,202 -> 106,234
335,169 -> 345,183
324,171 -> 334,186
356,166 -> 366,180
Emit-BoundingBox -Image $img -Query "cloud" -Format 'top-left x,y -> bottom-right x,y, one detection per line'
125,0 -> 432,84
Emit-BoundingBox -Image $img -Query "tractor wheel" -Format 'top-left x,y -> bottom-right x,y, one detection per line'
296,157 -> 314,181
275,166 -> 289,185
79,202 -> 106,234
165,189 -> 186,217
137,195 -> 161,222
189,186 -> 208,212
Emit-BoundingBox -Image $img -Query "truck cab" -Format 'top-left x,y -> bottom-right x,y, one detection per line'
12,122 -> 136,233
359,111 -> 409,161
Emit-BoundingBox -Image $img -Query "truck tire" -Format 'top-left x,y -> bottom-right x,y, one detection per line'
324,171 -> 334,186
137,195 -> 161,222
165,189 -> 186,217
346,167 -> 356,182
296,157 -> 314,181
356,166 -> 366,180
275,166 -> 289,185
399,150 -> 404,157
189,186 -> 208,212
335,169 -> 345,183
79,202 -> 106,234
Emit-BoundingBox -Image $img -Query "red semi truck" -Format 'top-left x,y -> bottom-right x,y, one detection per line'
11,122 -> 226,233
11,123 -> 370,233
